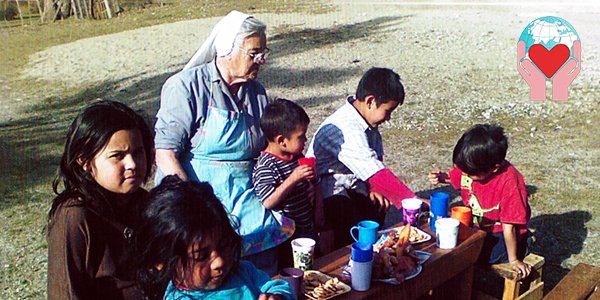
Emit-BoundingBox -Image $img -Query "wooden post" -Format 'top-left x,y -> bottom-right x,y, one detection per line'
112,0 -> 119,15
81,0 -> 89,18
14,0 -> 24,26
103,0 -> 111,19
34,0 -> 42,22
70,0 -> 78,19
27,0 -> 32,25
75,0 -> 83,19
92,0 -> 102,19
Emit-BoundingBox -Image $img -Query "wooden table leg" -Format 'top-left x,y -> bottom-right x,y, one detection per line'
502,278 -> 520,300
430,265 -> 475,300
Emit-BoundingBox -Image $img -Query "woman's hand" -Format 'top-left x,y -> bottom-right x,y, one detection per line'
510,259 -> 532,278
258,293 -> 287,300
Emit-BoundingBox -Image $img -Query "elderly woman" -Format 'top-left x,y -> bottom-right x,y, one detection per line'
153,11 -> 293,276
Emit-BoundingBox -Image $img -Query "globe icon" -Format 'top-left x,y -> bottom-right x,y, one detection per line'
519,16 -> 580,64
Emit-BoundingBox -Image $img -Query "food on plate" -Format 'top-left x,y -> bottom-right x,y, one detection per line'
304,271 -> 348,299
372,224 -> 421,283
374,226 -> 427,251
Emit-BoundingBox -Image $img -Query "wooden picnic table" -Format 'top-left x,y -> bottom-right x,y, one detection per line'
310,223 -> 486,300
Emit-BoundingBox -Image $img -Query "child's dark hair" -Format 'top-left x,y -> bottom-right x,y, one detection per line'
49,100 -> 154,220
452,124 -> 508,175
356,67 -> 405,106
135,175 -> 242,299
260,98 -> 309,141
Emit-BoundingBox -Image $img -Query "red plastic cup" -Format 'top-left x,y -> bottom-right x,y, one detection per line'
298,157 -> 316,171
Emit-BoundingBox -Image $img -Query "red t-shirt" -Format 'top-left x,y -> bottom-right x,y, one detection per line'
448,161 -> 530,235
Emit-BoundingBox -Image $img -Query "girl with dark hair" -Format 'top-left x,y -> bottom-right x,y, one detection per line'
136,175 -> 293,300
47,100 -> 154,299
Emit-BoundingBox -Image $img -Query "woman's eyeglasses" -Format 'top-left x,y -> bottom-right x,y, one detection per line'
242,48 -> 271,63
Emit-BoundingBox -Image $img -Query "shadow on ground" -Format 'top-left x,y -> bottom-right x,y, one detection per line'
268,15 -> 412,61
471,209 -> 592,297
0,71 -> 167,210
529,210 -> 592,293
1,15 -> 414,211
0,64 -> 356,210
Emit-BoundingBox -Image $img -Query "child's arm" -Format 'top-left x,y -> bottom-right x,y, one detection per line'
428,169 -> 450,185
367,168 -> 415,209
502,223 -> 532,277
241,261 -> 294,300
260,165 -> 314,209
258,293 -> 289,300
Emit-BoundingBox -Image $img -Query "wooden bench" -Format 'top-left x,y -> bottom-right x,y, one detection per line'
543,263 -> 600,300
474,253 -> 545,300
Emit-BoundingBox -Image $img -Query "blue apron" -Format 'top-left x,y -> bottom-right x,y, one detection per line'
179,84 -> 294,256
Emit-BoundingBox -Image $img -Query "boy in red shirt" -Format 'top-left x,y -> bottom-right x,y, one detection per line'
428,124 -> 532,276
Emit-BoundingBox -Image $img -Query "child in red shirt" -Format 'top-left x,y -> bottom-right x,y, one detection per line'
428,124 -> 532,277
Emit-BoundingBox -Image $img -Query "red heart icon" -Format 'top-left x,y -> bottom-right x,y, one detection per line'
528,44 -> 570,78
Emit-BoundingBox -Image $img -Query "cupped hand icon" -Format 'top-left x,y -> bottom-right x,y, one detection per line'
552,40 -> 581,101
517,40 -> 546,101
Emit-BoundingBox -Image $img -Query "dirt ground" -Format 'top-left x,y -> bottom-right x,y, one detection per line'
2,0 -> 599,298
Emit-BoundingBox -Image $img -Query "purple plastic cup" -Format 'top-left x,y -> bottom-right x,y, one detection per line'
279,267 -> 304,298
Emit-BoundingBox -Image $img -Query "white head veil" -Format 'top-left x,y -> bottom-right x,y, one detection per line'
183,10 -> 251,70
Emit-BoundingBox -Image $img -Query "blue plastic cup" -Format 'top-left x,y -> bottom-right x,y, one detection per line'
350,220 -> 379,245
351,242 -> 374,262
429,192 -> 450,232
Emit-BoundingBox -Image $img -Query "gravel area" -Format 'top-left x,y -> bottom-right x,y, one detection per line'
12,0 -> 600,296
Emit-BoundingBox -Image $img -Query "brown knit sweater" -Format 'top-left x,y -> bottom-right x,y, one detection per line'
47,190 -> 147,300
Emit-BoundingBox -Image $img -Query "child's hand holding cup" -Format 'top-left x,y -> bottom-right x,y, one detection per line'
297,157 -> 316,181
298,157 -> 316,172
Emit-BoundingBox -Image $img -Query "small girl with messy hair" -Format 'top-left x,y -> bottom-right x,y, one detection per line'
136,175 -> 294,300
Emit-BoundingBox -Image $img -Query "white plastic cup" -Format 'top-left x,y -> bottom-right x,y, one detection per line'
291,238 -> 316,270
351,260 -> 373,291
351,242 -> 373,291
435,218 -> 460,249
